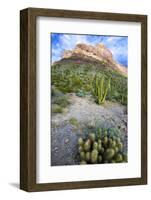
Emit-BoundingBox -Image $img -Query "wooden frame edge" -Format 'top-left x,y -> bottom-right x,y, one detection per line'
20,8 -> 37,191
141,15 -> 148,185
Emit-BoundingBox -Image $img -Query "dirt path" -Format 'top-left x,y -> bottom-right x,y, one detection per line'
51,94 -> 127,166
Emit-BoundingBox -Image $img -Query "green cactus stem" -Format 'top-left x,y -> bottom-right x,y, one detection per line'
84,140 -> 91,152
104,148 -> 115,161
85,152 -> 91,162
91,149 -> 98,164
115,153 -> 123,162
92,74 -> 111,105
78,138 -> 84,146
80,152 -> 85,160
80,160 -> 87,165
89,133 -> 96,142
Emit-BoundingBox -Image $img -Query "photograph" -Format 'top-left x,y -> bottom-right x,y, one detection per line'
51,33 -> 128,166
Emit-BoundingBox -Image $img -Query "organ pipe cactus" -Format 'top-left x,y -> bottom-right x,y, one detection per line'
92,74 -> 111,104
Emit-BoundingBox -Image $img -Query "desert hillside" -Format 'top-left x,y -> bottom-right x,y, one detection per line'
51,43 -> 127,166
55,43 -> 127,76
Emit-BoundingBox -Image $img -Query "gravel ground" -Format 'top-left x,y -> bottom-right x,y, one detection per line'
51,94 -> 127,166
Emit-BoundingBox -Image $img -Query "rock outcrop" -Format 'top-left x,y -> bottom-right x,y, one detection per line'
62,43 -> 127,76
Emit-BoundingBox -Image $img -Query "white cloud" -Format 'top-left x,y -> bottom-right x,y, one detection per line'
59,34 -> 91,50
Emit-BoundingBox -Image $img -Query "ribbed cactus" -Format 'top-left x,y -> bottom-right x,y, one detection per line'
85,152 -> 91,162
114,146 -> 119,154
84,140 -> 91,152
78,146 -> 83,153
115,153 -> 123,162
93,142 -> 98,150
91,149 -> 98,164
104,148 -> 115,161
98,155 -> 103,163
102,136 -> 108,147
78,138 -> 84,146
117,142 -> 123,151
98,143 -> 102,152
92,74 -> 111,104
89,133 -> 96,142
123,154 -> 128,162
80,160 -> 87,165
109,140 -> 116,148
80,152 -> 85,160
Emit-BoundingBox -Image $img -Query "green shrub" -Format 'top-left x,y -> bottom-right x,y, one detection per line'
53,95 -> 69,107
51,86 -> 63,97
69,117 -> 79,126
76,89 -> 86,97
52,104 -> 64,113
51,62 -> 127,105
51,86 -> 70,112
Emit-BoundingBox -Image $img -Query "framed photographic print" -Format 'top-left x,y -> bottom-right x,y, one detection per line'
20,8 -> 147,191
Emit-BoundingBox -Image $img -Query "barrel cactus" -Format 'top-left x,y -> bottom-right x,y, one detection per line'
98,155 -> 102,163
78,146 -> 83,153
89,133 -> 95,142
115,153 -> 123,162
80,152 -> 85,160
77,127 -> 127,165
80,160 -> 87,165
91,149 -> 98,164
84,140 -> 91,152
93,142 -> 98,150
104,148 -> 115,161
98,143 -> 102,152
78,138 -> 84,146
85,152 -> 91,162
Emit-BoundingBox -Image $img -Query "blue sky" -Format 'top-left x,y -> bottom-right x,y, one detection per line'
51,33 -> 128,67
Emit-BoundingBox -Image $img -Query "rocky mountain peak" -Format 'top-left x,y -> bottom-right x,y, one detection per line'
62,43 -> 127,76
63,43 -> 113,62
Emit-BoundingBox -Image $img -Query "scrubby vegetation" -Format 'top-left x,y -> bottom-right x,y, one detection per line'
51,86 -> 70,113
51,61 -> 127,105
52,104 -> 64,113
69,117 -> 79,126
78,127 -> 127,164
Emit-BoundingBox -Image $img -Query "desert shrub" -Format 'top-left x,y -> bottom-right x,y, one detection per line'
52,104 -> 64,113
69,117 -> 79,126
51,62 -> 127,105
106,74 -> 127,105
53,95 -> 70,107
51,85 -> 63,97
78,127 -> 127,165
51,64 -> 94,94
76,89 -> 87,97
51,86 -> 70,111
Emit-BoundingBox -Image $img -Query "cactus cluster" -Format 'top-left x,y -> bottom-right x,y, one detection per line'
78,129 -> 127,165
